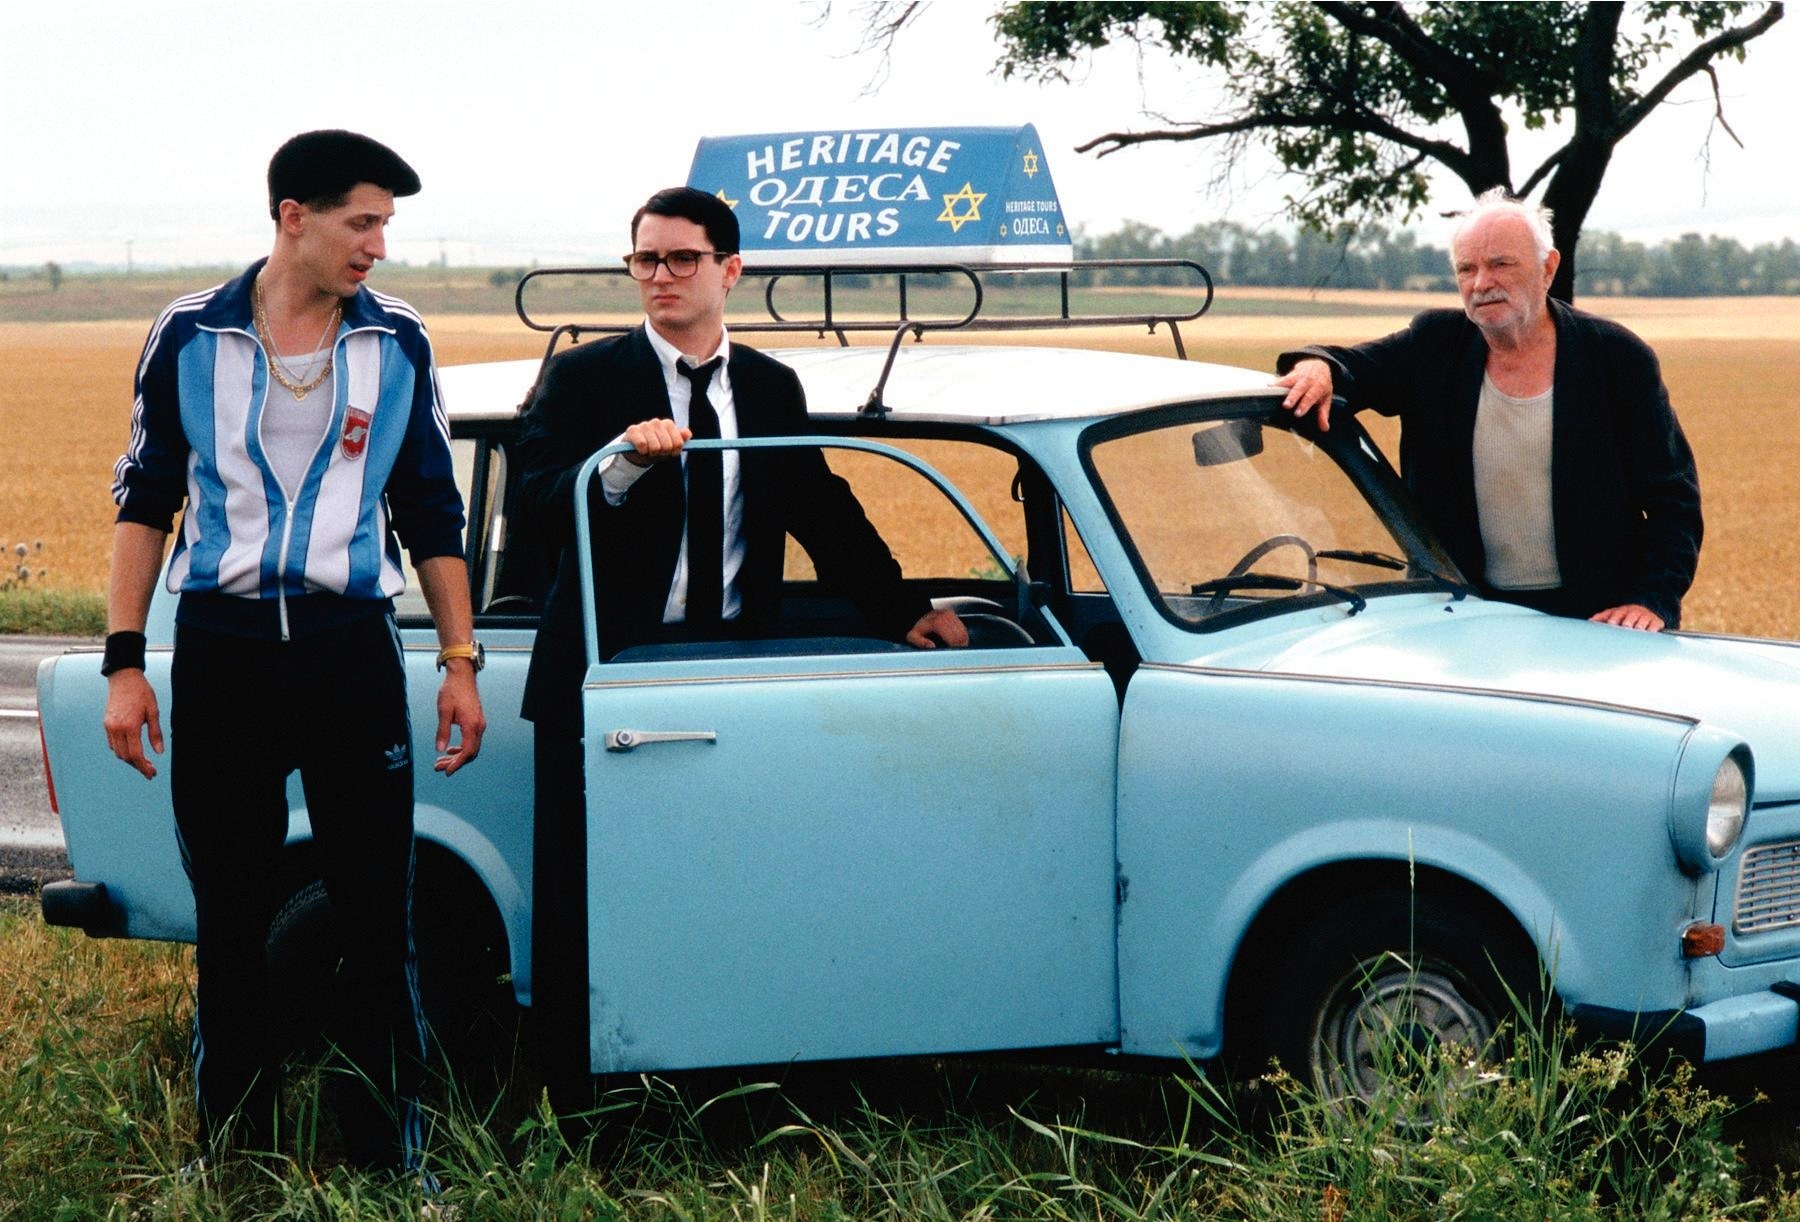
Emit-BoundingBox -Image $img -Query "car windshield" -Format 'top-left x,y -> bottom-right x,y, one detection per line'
1086,406 -> 1457,629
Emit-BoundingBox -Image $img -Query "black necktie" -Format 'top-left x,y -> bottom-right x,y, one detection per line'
678,357 -> 725,627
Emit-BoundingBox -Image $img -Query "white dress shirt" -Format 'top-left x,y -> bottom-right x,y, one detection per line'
597,322 -> 747,622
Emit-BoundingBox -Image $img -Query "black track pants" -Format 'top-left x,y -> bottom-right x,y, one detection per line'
170,614 -> 427,1168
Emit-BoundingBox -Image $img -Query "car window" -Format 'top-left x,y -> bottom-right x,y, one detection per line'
394,436 -> 478,622
1064,507 -> 1106,594
783,440 -> 1022,584
1087,411 -> 1427,628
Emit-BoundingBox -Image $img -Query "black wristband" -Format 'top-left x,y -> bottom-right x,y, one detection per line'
100,631 -> 147,676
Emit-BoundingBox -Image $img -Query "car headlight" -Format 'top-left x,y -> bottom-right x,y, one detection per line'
1669,732 -> 1754,875
1706,753 -> 1750,858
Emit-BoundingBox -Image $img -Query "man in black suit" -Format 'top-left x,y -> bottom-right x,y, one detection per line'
515,186 -> 965,1111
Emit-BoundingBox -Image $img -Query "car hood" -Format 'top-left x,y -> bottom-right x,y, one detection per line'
1192,597 -> 1800,803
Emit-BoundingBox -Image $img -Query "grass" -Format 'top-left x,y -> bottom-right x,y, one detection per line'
0,588 -> 104,636
5,891 -> 1800,1219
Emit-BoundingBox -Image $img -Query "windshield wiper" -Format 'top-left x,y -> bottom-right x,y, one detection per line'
1317,548 -> 1404,571
1316,549 -> 1472,601
1190,571 -> 1367,616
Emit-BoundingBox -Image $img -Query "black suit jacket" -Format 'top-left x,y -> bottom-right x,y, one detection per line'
1277,300 -> 1702,626
515,326 -> 925,723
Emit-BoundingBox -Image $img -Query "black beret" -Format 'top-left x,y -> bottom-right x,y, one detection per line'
267,129 -> 421,219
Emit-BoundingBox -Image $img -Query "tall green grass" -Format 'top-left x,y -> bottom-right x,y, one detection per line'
2,893 -> 1795,1219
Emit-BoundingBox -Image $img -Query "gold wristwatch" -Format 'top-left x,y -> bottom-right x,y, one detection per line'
435,641 -> 486,673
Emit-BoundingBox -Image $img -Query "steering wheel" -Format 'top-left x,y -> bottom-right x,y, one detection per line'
1209,534 -> 1319,613
931,596 -> 1035,648
958,613 -> 1035,648
1226,534 -> 1318,582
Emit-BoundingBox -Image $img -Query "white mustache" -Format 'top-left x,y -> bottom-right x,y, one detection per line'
1470,290 -> 1510,306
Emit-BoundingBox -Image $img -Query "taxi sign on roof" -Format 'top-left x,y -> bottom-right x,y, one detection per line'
687,125 -> 1074,267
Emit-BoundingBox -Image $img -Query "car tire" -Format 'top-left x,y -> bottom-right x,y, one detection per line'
266,879 -> 340,1062
265,874 -> 518,1078
1253,889 -> 1538,1107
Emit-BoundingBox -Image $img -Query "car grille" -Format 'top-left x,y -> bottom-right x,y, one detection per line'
1735,840 -> 1800,935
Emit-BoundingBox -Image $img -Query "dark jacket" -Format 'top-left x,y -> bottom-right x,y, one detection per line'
515,326 -> 926,722
1278,300 -> 1702,626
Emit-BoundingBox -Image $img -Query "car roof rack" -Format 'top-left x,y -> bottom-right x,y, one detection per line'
513,257 -> 1214,416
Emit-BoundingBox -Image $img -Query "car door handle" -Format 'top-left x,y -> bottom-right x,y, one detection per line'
604,729 -> 718,752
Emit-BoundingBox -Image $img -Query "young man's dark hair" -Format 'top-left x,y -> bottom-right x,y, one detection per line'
630,185 -> 740,252
266,129 -> 422,220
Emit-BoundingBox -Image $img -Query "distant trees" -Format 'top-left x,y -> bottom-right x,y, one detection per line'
1079,222 -> 1800,296
1075,220 -> 1454,291
44,261 -> 62,292
1570,233 -> 1800,295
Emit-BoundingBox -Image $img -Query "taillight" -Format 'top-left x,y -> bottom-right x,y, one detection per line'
38,719 -> 58,815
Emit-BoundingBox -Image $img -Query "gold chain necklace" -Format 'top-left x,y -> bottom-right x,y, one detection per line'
253,273 -> 340,401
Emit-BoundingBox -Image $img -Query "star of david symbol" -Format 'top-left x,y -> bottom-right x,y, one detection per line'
936,182 -> 986,233
1022,150 -> 1040,178
714,188 -> 739,209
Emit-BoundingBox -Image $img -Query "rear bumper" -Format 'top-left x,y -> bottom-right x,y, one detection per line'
40,880 -> 122,938
1571,986 -> 1800,1063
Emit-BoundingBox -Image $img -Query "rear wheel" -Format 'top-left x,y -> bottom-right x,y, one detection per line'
265,868 -> 518,1076
266,879 -> 338,1062
1254,890 -> 1538,1108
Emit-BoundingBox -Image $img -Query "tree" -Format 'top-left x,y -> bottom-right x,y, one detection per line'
974,1 -> 1784,301
44,261 -> 62,292
1757,238 -> 1800,293
1648,231 -> 1721,295
1571,228 -> 1649,294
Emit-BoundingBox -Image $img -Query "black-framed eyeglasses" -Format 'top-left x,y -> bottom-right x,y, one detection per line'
623,249 -> 733,280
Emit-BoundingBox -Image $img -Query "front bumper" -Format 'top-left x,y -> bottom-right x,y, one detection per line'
1571,986 -> 1800,1063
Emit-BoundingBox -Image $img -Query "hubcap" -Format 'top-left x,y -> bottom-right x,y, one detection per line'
1312,953 -> 1497,1106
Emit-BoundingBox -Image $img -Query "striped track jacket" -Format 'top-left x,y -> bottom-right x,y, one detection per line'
113,260 -> 465,638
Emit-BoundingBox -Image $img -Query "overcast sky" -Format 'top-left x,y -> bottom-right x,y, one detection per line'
3,1 -> 1796,269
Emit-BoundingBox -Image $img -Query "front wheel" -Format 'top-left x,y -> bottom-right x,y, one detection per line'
1253,890 -> 1539,1108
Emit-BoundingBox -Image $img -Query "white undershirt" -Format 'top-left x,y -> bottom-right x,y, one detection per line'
1473,374 -> 1561,590
598,322 -> 746,622
259,348 -> 336,499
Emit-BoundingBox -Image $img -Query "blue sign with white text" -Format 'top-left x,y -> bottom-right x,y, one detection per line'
687,125 -> 1074,266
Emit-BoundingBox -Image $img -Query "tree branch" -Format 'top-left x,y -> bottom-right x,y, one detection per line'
1701,63 -> 1746,149
1077,105 -> 1484,184
1613,1 -> 1784,141
1313,1 -> 1513,187
1517,3 -> 1777,200
835,0 -> 931,95
1316,1 -> 1505,95
1516,147 -> 1568,199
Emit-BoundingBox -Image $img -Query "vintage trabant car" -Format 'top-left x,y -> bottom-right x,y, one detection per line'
37,262 -> 1800,1102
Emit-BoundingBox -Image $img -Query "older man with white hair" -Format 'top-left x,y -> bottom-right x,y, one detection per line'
1272,188 -> 1702,631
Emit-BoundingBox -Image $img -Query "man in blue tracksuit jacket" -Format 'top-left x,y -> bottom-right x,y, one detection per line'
103,130 -> 486,1176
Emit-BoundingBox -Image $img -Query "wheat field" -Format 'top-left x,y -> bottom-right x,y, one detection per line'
4,292 -> 1797,638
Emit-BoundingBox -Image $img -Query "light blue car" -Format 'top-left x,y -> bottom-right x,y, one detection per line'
38,267 -> 1800,1102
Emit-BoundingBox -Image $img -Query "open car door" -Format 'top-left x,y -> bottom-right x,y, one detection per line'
572,437 -> 1121,1072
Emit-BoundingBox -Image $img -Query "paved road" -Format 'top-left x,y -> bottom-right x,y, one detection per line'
1,636 -> 89,893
